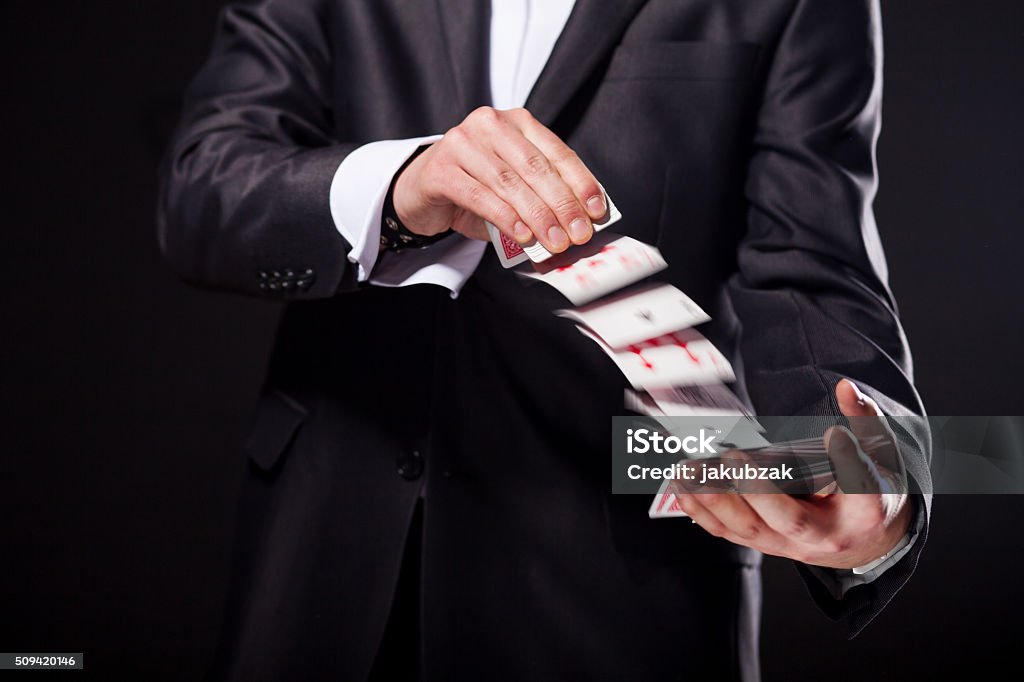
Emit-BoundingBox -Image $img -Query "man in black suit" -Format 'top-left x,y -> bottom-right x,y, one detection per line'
158,1 -> 931,679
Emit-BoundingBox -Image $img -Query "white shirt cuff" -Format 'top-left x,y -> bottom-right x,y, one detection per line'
327,135 -> 444,282
328,135 -> 488,298
370,236 -> 487,299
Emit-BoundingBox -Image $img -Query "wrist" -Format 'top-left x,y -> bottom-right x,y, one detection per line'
392,145 -> 436,235
380,145 -> 451,253
844,498 -> 913,570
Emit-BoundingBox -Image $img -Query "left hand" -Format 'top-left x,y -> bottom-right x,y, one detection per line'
671,379 -> 911,569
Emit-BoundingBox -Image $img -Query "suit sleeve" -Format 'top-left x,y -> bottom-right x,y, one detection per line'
157,0 -> 360,298
727,0 -> 932,636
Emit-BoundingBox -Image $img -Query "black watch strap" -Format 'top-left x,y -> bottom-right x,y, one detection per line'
380,145 -> 452,253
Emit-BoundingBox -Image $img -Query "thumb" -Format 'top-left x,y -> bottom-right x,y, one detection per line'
835,379 -> 902,474
836,378 -> 882,418
826,425 -> 883,497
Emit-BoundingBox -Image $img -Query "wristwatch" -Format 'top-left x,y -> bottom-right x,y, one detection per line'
379,145 -> 452,252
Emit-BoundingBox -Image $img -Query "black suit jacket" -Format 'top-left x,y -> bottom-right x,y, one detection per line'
158,1 -> 932,680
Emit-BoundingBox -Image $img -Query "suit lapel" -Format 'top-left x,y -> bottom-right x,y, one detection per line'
435,0 -> 492,111
525,0 -> 649,127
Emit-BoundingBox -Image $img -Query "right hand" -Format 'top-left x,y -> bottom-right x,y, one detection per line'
392,106 -> 608,254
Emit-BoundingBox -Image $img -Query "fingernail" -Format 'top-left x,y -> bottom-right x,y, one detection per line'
547,226 -> 569,250
568,218 -> 592,243
513,221 -> 531,242
586,194 -> 606,217
846,379 -> 869,405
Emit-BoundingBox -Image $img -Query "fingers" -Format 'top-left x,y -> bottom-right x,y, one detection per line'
444,168 -> 525,241
432,107 -> 604,253
488,129 -> 592,247
734,462 -> 833,546
674,452 -> 831,554
678,491 -> 793,555
452,126 -> 572,252
674,485 -> 826,560
508,109 -> 607,222
675,410 -> 910,568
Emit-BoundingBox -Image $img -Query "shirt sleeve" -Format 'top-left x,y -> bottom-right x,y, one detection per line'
328,135 -> 487,298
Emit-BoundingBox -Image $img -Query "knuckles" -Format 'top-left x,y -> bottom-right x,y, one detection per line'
549,146 -> 579,165
495,167 -> 521,190
786,513 -> 814,540
504,107 -> 533,124
492,204 -> 519,228
522,153 -> 552,178
735,523 -> 763,542
468,105 -> 500,126
526,202 -> 554,224
551,195 -> 583,217
463,182 -> 488,206
442,125 -> 466,145
703,520 -> 727,538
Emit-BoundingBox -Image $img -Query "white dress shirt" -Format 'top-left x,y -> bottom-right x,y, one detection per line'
329,0 -> 575,298
327,0 -> 914,590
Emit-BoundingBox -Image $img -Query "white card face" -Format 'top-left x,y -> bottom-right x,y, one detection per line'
519,233 -> 668,306
556,283 -> 709,349
578,326 -> 735,389
487,192 -> 621,268
486,222 -> 530,268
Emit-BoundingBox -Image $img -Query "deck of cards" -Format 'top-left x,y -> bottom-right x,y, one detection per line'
511,190 -> 828,520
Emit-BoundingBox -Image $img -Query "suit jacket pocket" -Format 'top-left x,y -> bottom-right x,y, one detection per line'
604,41 -> 760,82
243,388 -> 309,471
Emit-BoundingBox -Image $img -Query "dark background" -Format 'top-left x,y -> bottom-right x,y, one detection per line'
2,1 -> 1022,679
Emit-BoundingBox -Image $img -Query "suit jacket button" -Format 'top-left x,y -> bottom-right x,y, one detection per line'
396,450 -> 423,481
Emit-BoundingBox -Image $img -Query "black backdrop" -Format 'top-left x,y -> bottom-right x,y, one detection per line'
2,1 -> 1022,679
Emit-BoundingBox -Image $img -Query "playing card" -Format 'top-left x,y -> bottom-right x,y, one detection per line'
486,222 -> 530,268
647,385 -> 753,418
624,389 -> 666,417
579,326 -> 735,389
556,283 -> 709,349
626,389 -> 745,420
649,480 -> 689,518
487,192 -> 621,268
520,233 -> 668,306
